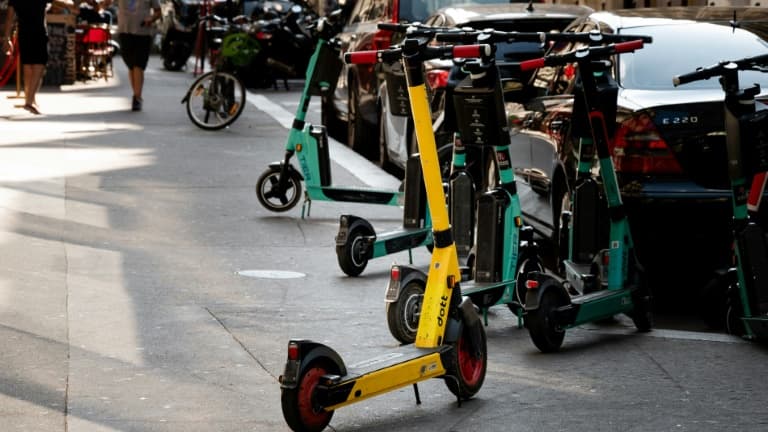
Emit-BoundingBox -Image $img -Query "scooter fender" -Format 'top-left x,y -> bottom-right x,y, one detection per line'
279,339 -> 347,390
335,215 -> 375,251
267,161 -> 304,181
384,264 -> 427,303
456,295 -> 484,355
524,271 -> 571,313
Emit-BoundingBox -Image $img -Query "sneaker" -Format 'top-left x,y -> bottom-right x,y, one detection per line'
131,96 -> 142,111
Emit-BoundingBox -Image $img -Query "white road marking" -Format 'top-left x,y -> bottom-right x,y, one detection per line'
247,93 -> 401,190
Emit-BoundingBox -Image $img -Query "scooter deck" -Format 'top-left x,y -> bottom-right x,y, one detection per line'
460,280 -> 510,297
742,316 -> 768,340
375,227 -> 431,256
321,343 -> 450,410
309,185 -> 401,205
567,288 -> 634,326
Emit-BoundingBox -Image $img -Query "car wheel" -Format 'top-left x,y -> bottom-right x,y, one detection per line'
348,76 -> 377,160
377,102 -> 400,176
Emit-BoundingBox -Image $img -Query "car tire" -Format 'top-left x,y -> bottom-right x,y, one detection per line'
347,76 -> 378,160
377,103 -> 402,177
321,94 -> 346,143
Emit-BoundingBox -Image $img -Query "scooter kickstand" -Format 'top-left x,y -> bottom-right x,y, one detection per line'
412,383 -> 421,405
301,192 -> 312,219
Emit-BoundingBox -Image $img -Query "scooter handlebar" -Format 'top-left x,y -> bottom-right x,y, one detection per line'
344,43 -> 491,65
435,29 -> 652,45
519,39 -> 645,71
673,53 -> 768,87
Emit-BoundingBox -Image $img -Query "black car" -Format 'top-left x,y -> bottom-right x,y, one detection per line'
322,0 -> 530,159
506,7 -> 768,306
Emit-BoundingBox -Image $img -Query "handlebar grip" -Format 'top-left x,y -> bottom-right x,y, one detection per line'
453,44 -> 489,59
377,22 -> 403,32
519,57 -> 546,72
435,31 -> 478,43
345,51 -> 378,65
672,69 -> 708,87
614,39 -> 644,54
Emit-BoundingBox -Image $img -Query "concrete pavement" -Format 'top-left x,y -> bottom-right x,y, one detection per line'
3,55 -> 768,432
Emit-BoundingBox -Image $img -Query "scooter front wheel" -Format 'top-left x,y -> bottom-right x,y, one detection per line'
281,359 -> 336,432
444,321 -> 487,399
527,290 -> 567,353
255,166 -> 303,212
185,71 -> 246,130
336,221 -> 373,277
386,281 -> 424,344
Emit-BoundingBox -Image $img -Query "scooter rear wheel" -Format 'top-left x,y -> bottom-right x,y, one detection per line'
444,322 -> 487,399
527,290 -> 567,353
185,71 -> 246,130
386,281 -> 424,344
281,359 -> 336,432
336,222 -> 373,277
256,166 -> 303,212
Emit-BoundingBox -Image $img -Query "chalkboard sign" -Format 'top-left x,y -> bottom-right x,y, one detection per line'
44,14 -> 76,86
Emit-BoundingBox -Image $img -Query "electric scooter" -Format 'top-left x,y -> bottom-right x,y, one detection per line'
255,12 -> 402,217
673,53 -> 768,340
385,30 -> 549,344
519,40 -> 654,353
279,39 -> 491,432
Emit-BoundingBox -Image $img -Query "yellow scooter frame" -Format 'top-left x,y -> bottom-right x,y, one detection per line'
278,39 -> 492,432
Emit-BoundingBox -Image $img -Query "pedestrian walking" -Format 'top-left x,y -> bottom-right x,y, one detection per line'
2,0 -> 78,114
101,0 -> 161,111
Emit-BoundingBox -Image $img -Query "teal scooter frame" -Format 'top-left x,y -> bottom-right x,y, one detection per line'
673,53 -> 768,340
255,13 -> 402,217
520,40 -> 654,353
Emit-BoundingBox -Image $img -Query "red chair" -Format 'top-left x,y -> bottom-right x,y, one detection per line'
78,24 -> 112,80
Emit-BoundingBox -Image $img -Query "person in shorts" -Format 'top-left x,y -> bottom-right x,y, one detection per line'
102,0 -> 161,111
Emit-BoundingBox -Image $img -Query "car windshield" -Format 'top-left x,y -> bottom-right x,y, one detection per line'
399,0 -> 508,23
618,23 -> 768,91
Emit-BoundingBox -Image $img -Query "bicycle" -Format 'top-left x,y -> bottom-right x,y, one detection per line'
181,15 -> 258,130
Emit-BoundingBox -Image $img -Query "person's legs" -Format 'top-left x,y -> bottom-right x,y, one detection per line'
22,63 -> 45,114
129,67 -> 144,100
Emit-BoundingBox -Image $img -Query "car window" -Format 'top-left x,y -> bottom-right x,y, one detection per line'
618,23 -> 768,91
531,21 -> 596,96
348,0 -> 387,23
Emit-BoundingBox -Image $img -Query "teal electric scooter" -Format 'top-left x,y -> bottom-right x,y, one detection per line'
255,12 -> 402,217
674,53 -> 768,340
520,40 -> 654,352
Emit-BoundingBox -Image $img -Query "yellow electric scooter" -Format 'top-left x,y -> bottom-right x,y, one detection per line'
278,39 -> 492,432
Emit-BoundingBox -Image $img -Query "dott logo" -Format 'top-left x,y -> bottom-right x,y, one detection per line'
437,295 -> 449,327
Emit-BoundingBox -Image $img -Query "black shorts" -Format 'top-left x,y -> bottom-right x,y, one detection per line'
18,30 -> 48,65
119,33 -> 152,70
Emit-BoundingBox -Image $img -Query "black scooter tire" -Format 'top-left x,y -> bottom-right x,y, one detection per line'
527,290 -> 567,353
336,222 -> 373,277
255,166 -> 303,212
281,358 -> 337,432
185,71 -> 246,130
386,281 -> 424,345
444,321 -> 487,400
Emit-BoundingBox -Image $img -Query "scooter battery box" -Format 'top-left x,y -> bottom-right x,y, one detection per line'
450,170 -> 475,256
310,125 -> 332,187
474,189 -> 509,283
403,154 -> 426,229
741,109 -> 768,178
571,177 -> 607,264
308,43 -> 343,96
384,62 -> 410,117
453,79 -> 507,147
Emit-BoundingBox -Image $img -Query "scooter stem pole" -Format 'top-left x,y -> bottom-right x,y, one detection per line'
403,50 -> 461,349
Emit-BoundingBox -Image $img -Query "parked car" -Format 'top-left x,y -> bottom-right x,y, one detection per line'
376,2 -> 591,177
323,0 -> 528,158
507,6 -> 768,306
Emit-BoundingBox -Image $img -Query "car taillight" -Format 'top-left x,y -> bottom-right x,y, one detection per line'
611,112 -> 682,175
372,28 -> 393,51
426,70 -> 449,90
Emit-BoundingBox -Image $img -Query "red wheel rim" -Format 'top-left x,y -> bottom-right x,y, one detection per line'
457,334 -> 483,386
297,366 -> 331,429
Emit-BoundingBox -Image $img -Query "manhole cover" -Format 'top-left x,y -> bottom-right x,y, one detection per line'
237,270 -> 306,279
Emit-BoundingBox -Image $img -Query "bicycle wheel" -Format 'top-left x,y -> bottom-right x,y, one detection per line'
185,71 -> 246,130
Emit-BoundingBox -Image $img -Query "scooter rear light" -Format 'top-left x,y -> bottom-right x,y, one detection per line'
611,112 -> 682,175
426,69 -> 449,91
390,265 -> 400,281
287,342 -> 299,361
256,31 -> 272,40
526,279 -> 539,290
